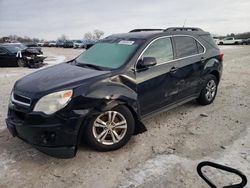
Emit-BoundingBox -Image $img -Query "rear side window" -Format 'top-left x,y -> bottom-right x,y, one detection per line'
141,37 -> 173,64
173,36 -> 202,58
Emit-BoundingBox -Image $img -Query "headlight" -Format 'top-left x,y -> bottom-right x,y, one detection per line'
33,90 -> 73,115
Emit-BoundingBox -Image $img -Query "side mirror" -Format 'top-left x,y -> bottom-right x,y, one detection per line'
137,57 -> 157,70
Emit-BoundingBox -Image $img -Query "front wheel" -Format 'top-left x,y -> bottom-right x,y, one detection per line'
17,59 -> 26,67
85,105 -> 135,151
197,75 -> 218,105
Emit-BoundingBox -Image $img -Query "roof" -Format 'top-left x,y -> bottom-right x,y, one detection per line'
0,43 -> 22,46
107,27 -> 210,41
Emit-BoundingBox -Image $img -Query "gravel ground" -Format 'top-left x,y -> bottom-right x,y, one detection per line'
0,46 -> 249,188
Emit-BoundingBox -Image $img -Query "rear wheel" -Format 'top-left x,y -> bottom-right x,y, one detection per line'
197,75 -> 218,105
85,105 -> 135,151
17,59 -> 26,67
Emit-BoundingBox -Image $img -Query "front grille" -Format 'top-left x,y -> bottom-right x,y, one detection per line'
12,93 -> 31,107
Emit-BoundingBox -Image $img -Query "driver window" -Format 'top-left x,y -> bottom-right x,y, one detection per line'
141,37 -> 173,65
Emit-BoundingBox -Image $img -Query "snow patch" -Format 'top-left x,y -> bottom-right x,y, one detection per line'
44,55 -> 66,66
0,73 -> 20,78
0,150 -> 16,170
120,126 -> 250,188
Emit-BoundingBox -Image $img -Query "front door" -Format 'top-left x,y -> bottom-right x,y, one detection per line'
0,48 -> 16,67
135,37 -> 180,116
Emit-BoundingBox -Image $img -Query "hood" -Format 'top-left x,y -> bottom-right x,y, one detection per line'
14,63 -> 110,95
23,48 -> 41,54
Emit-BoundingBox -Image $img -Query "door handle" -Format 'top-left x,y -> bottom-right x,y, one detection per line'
170,66 -> 178,73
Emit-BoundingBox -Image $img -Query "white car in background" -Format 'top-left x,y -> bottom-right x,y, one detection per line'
73,40 -> 85,48
218,37 -> 243,45
37,42 -> 44,47
48,41 -> 56,47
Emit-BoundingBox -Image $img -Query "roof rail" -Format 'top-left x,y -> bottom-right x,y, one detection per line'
129,29 -> 163,33
164,27 -> 203,32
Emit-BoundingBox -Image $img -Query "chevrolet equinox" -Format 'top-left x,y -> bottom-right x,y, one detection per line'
6,27 -> 223,158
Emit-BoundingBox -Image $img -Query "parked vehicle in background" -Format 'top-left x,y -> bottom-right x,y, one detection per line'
213,37 -> 220,45
218,37 -> 243,45
23,42 -> 38,47
43,41 -> 50,47
48,41 -> 56,47
2,43 -> 43,54
242,38 -> 250,45
6,27 -> 223,158
63,40 -> 74,48
56,40 -> 65,47
0,44 -> 46,68
73,40 -> 85,48
37,42 -> 44,47
84,40 -> 96,49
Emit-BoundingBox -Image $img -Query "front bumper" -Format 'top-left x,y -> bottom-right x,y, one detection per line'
6,105 -> 86,158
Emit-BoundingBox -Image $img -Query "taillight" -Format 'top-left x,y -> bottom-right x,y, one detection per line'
219,52 -> 224,61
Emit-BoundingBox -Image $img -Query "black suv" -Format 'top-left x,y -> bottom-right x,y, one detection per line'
6,27 -> 223,158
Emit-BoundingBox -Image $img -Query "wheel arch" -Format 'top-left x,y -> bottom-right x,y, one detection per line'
202,57 -> 222,83
75,89 -> 146,148
96,98 -> 147,135
210,70 -> 220,83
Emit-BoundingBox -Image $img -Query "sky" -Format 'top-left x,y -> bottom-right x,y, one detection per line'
0,0 -> 250,40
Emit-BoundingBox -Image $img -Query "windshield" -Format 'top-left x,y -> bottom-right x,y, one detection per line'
16,44 -> 27,50
75,42 -> 138,69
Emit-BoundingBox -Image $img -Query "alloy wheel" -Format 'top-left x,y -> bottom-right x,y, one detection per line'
92,111 -> 127,145
205,80 -> 216,101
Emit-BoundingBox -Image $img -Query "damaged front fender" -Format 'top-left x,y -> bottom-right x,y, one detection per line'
74,74 -> 147,136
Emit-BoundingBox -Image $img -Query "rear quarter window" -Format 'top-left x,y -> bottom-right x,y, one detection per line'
197,42 -> 205,53
200,34 -> 219,49
173,36 -> 200,59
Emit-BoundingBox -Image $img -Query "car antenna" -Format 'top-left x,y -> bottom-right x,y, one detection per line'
183,18 -> 187,27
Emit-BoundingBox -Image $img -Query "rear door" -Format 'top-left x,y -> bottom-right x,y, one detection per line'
172,36 -> 205,100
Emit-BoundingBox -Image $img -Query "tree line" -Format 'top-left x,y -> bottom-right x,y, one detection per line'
0,29 -> 105,43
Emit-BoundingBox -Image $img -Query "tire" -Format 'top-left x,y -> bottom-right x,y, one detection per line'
17,59 -> 26,67
85,105 -> 135,151
197,74 -> 218,105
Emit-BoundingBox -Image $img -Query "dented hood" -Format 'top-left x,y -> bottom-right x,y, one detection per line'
14,63 -> 110,95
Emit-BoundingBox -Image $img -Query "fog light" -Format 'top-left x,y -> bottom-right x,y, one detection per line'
39,131 -> 56,144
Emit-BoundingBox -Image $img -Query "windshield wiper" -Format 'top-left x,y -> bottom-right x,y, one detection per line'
74,60 -> 103,70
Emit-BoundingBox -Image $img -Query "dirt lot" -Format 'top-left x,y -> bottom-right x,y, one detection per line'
0,46 -> 249,188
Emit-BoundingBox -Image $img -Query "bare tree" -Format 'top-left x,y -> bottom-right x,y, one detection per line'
57,34 -> 68,41
84,32 -> 94,40
32,38 -> 40,43
93,29 -> 104,40
8,34 -> 18,41
84,30 -> 105,40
